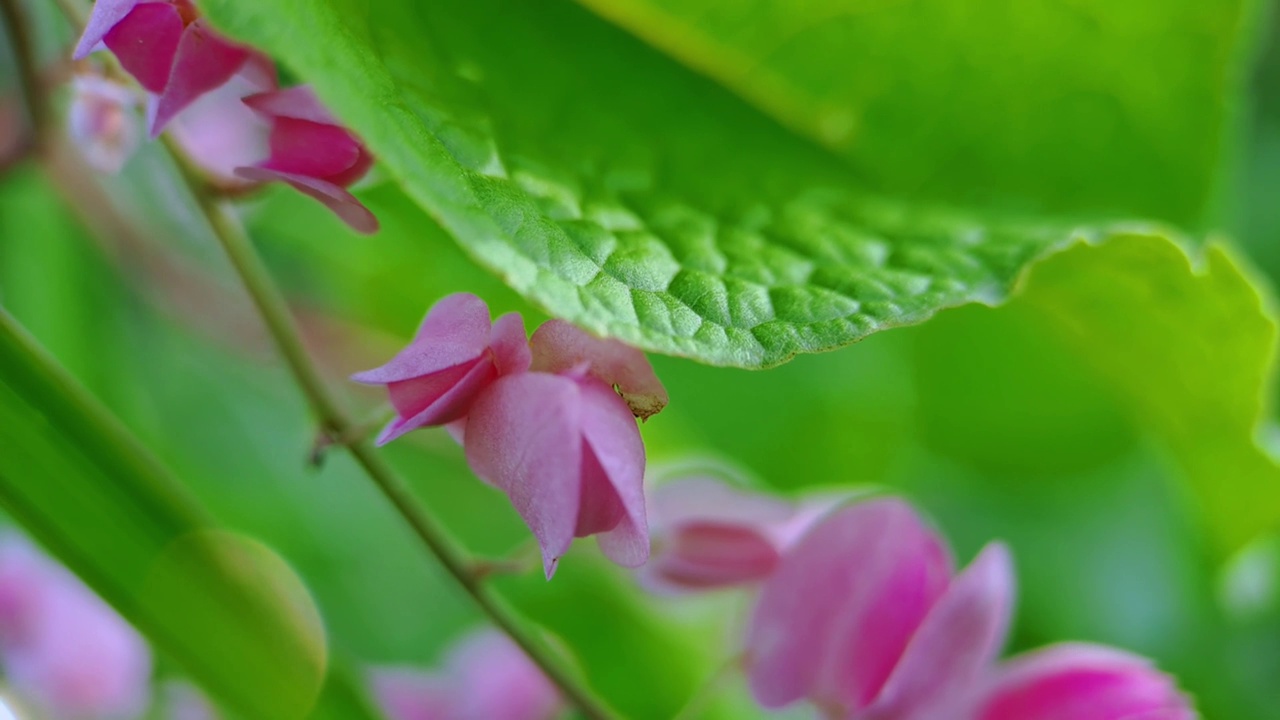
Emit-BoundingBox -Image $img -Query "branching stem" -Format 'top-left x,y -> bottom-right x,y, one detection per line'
36,0 -> 617,715
161,142 -> 617,720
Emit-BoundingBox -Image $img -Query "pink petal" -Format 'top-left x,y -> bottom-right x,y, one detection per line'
167,70 -> 273,184
234,167 -> 379,233
973,644 -> 1196,720
578,376 -> 649,567
242,85 -> 338,125
262,116 -> 364,181
645,522 -> 781,591
371,667 -> 454,720
74,0 -> 143,59
530,319 -> 668,419
376,359 -> 496,444
865,543 -> 1015,720
103,2 -> 185,93
447,629 -> 563,720
489,313 -> 533,376
745,499 -> 954,713
352,294 -> 494,385
150,21 -> 252,135
465,374 -> 584,578
640,475 -> 796,593
328,144 -> 375,188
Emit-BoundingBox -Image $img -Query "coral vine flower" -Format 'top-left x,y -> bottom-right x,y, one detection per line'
967,644 -> 1197,720
352,293 -> 531,444
373,628 -> 563,720
235,86 -> 379,234
0,534 -> 153,720
464,321 -> 663,578
744,499 -> 1013,720
639,474 -> 841,593
74,0 -> 269,135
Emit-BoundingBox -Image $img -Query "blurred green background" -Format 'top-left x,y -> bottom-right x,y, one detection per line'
5,0 -> 1280,718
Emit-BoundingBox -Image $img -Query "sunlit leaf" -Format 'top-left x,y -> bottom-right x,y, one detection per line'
198,0 -> 1255,368
576,0 -> 1255,225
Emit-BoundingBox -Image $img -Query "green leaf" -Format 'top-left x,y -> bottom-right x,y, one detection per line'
0,310 -> 379,720
197,0 -> 1253,368
575,0 -> 1258,225
1012,233 -> 1280,554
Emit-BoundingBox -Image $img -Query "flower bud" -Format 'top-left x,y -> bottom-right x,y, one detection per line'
67,76 -> 139,174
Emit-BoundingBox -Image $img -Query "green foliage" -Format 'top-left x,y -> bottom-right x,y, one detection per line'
5,0 -> 1280,716
0,310 -> 378,720
1017,234 -> 1280,554
197,0 -> 1249,369
577,0 -> 1256,225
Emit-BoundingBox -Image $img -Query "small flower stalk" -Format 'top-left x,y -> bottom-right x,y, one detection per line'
354,295 -> 667,577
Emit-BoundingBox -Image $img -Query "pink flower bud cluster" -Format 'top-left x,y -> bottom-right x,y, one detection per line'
72,0 -> 378,233
643,478 -> 1198,720
371,628 -> 562,720
353,293 -> 669,578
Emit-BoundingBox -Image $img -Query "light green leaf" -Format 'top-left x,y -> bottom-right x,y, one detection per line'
576,0 -> 1258,225
0,311 -> 379,720
1013,233 -> 1280,554
198,0 -> 1253,368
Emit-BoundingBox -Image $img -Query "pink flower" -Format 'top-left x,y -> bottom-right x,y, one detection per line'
372,628 -> 563,720
73,0 -> 271,135
235,86 -> 378,233
67,75 -> 140,174
638,473 -> 842,593
463,320 -> 664,578
167,67 -> 274,187
352,293 -> 531,444
0,534 -> 153,720
744,499 -> 1013,720
965,644 -> 1197,720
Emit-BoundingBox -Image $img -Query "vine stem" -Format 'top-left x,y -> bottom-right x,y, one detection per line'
31,0 -> 615,714
160,146 -> 616,719
1,0 -> 46,158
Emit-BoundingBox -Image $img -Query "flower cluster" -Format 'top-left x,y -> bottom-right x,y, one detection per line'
353,293 -> 668,578
71,0 -> 378,233
644,477 -> 1198,720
